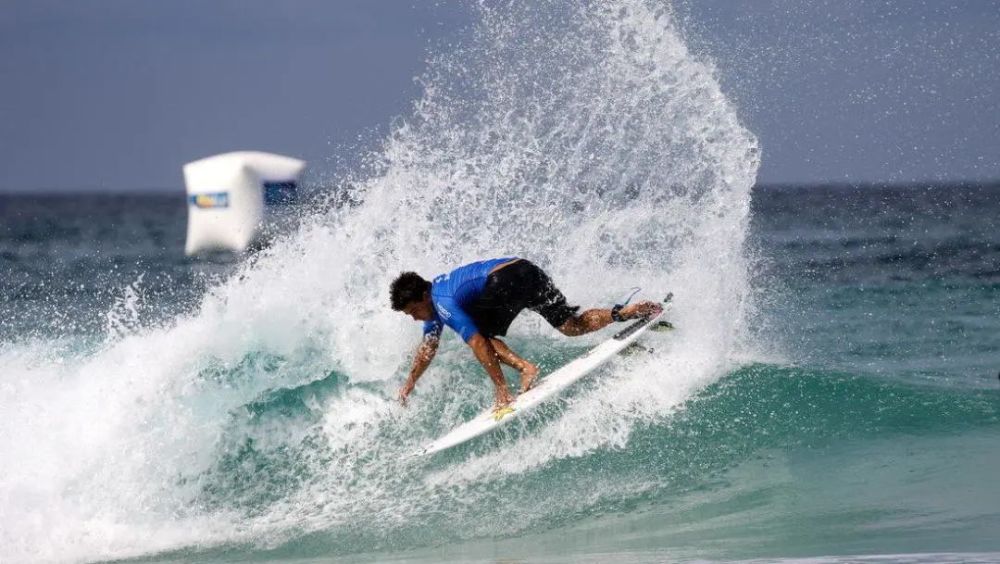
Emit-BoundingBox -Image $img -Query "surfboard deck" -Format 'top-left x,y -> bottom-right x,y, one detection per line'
413,294 -> 672,457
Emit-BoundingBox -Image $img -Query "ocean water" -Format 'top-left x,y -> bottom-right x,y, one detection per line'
1,1 -> 998,563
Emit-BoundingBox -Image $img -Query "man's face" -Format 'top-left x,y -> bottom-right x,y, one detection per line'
402,294 -> 434,321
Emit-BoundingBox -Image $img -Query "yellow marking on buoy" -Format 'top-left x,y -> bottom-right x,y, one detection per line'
492,406 -> 515,421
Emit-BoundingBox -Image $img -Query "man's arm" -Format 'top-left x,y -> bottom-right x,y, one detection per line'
398,335 -> 439,406
437,298 -> 514,408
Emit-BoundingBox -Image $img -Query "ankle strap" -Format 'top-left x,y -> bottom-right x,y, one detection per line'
611,304 -> 626,322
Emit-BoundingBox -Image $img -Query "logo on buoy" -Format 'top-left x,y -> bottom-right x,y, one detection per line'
188,192 -> 230,209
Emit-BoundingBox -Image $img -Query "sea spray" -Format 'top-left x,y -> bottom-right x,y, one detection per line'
0,1 -> 759,561
195,0 -> 761,552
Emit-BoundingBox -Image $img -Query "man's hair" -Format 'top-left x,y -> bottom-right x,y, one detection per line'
390,272 -> 431,310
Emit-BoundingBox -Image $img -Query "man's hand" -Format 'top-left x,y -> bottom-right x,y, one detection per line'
398,380 -> 414,407
398,336 -> 438,408
467,333 -> 513,408
494,386 -> 515,409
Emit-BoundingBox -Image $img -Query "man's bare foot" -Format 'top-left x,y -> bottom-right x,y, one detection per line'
619,300 -> 663,320
519,362 -> 540,393
494,388 -> 515,410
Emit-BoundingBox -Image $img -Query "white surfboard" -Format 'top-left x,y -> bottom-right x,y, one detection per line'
413,294 -> 672,457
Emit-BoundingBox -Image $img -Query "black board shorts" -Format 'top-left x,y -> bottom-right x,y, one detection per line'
467,259 -> 580,338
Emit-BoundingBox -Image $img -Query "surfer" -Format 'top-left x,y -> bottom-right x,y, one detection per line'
390,257 -> 662,409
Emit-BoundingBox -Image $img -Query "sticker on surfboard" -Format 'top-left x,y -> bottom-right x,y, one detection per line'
492,406 -> 516,421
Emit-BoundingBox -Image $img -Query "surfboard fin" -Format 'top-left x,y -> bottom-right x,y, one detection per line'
622,342 -> 654,355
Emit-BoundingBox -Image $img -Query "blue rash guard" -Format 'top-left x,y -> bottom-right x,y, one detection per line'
423,257 -> 517,342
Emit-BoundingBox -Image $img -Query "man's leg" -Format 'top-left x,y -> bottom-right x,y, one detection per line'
517,261 -> 662,338
557,301 -> 662,337
490,338 -> 540,392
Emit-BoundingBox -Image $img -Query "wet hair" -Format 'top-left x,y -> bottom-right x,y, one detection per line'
390,272 -> 431,310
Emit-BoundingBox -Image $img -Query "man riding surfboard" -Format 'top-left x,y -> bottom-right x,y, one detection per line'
390,257 -> 661,409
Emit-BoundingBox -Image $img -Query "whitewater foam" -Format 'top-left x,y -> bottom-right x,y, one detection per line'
0,1 -> 759,561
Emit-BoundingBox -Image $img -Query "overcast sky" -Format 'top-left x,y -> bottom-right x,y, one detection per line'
1,0 -> 997,193
676,0 -> 1000,186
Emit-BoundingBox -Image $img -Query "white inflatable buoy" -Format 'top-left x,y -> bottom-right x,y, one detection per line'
183,151 -> 306,255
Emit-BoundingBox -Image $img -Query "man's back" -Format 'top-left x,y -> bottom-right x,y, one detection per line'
424,257 -> 517,341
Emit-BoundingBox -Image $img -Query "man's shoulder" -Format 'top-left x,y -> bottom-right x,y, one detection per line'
430,261 -> 474,293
